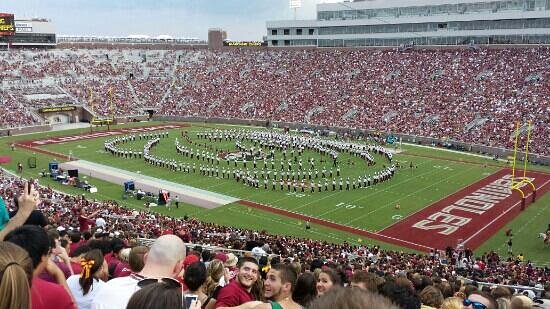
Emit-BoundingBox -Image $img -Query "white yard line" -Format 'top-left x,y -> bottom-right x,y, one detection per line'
291,159 -> 438,212
379,167 -> 504,231
345,164 -> 477,225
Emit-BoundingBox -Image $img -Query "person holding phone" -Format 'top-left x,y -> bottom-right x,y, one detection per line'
0,181 -> 39,241
183,261 -> 213,309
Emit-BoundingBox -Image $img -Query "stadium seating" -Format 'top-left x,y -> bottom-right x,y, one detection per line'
0,170 -> 547,296
1,47 -> 548,155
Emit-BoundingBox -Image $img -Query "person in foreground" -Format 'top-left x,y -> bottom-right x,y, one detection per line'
126,281 -> 202,309
0,241 -> 34,309
309,287 -> 401,309
215,256 -> 259,308
91,234 -> 186,309
5,225 -> 76,309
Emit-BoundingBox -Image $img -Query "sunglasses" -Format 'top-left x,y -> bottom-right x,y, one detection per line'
463,298 -> 487,309
138,277 -> 184,307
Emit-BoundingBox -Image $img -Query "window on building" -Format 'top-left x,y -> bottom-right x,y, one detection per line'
296,29 -> 303,35
284,29 -> 290,35
309,29 -> 315,35
284,40 -> 290,46
272,40 -> 278,46
271,29 -> 277,36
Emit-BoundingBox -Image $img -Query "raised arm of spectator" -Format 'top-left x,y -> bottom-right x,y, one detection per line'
0,181 -> 38,241
88,209 -> 102,219
45,258 -> 77,306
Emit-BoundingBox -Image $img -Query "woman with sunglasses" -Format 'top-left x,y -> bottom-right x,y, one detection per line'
463,291 -> 497,309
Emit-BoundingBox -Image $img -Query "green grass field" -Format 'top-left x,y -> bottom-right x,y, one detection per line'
2,121 -> 549,265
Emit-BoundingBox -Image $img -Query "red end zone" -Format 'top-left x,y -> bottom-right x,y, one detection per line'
12,123 -> 189,160
380,169 -> 550,251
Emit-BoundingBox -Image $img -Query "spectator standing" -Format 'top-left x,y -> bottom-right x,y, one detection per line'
91,235 -> 185,309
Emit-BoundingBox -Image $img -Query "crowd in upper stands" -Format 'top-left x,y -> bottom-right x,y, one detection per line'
1,168 -> 549,308
0,47 -> 548,155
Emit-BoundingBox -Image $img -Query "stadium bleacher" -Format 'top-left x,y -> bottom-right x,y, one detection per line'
0,48 -> 548,156
1,46 -> 549,308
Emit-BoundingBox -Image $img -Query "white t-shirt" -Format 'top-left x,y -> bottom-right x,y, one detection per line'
95,218 -> 106,228
90,276 -> 140,309
67,275 -> 106,309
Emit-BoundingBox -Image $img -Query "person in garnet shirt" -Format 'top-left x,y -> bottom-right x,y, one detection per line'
78,208 -> 101,233
5,225 -> 76,309
215,256 -> 259,308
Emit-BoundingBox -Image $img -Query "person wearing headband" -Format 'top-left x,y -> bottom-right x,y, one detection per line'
67,249 -> 108,309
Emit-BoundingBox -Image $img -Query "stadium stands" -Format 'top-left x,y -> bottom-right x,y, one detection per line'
0,170 -> 548,298
1,47 -> 548,156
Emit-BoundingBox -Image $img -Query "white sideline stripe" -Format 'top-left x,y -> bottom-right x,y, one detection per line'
60,160 -> 239,209
379,167 -> 502,231
239,198 -> 434,251
463,178 -> 550,246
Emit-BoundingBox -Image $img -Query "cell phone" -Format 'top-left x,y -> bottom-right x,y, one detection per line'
28,178 -> 34,194
184,295 -> 198,308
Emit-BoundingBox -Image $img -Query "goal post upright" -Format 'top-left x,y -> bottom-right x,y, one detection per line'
510,120 -> 537,209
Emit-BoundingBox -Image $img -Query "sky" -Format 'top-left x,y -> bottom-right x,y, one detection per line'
2,0 -> 341,40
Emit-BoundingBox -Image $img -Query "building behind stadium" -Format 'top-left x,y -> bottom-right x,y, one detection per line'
266,0 -> 550,47
0,16 -> 56,48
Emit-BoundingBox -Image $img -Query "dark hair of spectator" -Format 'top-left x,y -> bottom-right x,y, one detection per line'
79,249 -> 104,295
70,245 -> 91,258
69,231 -> 82,243
4,225 -> 50,269
271,263 -> 298,291
237,256 -> 258,268
321,267 -> 344,287
126,282 -> 183,309
352,270 -> 384,293
292,272 -> 317,307
378,280 -> 421,309
468,290 -> 498,309
309,287 -> 400,309
183,261 -> 206,292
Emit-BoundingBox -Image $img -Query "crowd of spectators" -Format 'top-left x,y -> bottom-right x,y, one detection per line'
1,47 -> 548,154
1,169 -> 549,308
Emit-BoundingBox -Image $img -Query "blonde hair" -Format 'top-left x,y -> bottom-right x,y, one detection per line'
510,295 -> 533,309
441,297 -> 463,309
204,259 -> 224,296
0,242 -> 33,309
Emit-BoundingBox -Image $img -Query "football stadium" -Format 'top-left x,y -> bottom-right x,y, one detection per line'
0,0 -> 549,308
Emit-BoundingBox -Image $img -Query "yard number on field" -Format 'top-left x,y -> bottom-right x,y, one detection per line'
286,192 -> 309,198
335,202 -> 364,210
433,165 -> 453,171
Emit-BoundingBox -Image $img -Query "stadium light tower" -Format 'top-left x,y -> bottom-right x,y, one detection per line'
290,0 -> 302,20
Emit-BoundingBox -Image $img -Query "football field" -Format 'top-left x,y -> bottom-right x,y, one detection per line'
3,121 -> 549,265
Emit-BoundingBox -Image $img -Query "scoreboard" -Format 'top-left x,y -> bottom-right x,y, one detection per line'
0,13 -> 15,36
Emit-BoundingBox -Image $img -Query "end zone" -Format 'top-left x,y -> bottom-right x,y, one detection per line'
379,169 -> 550,251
